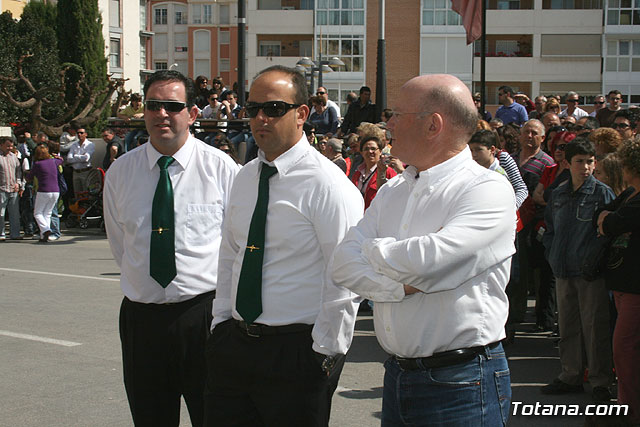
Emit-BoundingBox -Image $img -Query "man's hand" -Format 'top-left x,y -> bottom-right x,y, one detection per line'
403,285 -> 421,295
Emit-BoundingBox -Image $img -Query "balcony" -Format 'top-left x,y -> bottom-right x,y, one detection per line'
247,9 -> 313,34
486,0 -> 533,10
257,0 -> 314,10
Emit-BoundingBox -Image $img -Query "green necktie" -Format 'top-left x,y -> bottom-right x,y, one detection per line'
236,164 -> 278,324
150,156 -> 176,288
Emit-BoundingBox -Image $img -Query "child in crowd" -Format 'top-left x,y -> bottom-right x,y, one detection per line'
469,129 -> 506,175
541,137 -> 615,403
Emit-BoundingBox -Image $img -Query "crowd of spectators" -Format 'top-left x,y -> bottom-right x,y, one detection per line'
2,75 -> 640,424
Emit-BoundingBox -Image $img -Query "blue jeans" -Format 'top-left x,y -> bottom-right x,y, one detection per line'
0,191 -> 21,238
382,343 -> 511,427
50,199 -> 60,238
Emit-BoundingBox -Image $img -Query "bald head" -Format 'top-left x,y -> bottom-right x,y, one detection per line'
388,74 -> 479,171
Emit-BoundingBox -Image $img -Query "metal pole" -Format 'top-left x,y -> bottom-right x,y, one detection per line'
310,69 -> 316,95
375,0 -> 386,120
318,52 -> 323,90
237,0 -> 246,105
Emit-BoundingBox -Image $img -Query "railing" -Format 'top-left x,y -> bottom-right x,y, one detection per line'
107,117 -> 251,132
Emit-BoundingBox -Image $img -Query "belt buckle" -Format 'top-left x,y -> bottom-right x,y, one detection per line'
244,323 -> 261,338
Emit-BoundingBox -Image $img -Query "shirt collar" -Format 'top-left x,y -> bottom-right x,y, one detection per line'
403,146 -> 471,185
572,174 -> 597,195
256,134 -> 309,176
146,134 -> 195,171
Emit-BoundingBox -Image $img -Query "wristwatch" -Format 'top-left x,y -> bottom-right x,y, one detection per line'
315,352 -> 337,375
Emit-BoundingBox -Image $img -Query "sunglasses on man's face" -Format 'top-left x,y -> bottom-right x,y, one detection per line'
316,91 -> 326,95
145,100 -> 188,113
245,101 -> 301,118
594,101 -> 605,105
612,122 -> 631,130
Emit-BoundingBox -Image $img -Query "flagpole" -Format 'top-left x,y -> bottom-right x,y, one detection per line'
480,0 -> 486,114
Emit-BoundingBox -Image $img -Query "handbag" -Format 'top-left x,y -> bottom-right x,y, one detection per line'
582,235 -> 612,281
57,169 -> 68,196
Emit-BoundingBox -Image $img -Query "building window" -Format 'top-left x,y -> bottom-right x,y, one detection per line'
540,34 -> 600,56
140,0 -> 147,29
175,33 -> 188,52
317,0 -> 364,25
542,0 -> 602,8
220,30 -> 230,44
155,62 -> 168,70
193,4 -> 213,24
195,59 -> 210,78
259,41 -> 281,57
175,6 -> 188,25
422,0 -> 461,25
109,0 -> 120,27
607,0 -> 640,25
220,59 -> 230,72
154,7 -> 167,25
606,40 -> 640,71
319,35 -> 364,72
220,4 -> 230,25
140,40 -> 147,69
153,34 -> 168,53
110,39 -> 121,67
194,30 -> 211,52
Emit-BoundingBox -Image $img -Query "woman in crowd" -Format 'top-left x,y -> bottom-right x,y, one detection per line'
350,135 -> 397,210
544,98 -> 561,115
308,95 -> 339,135
532,131 -> 576,206
194,75 -> 210,110
594,153 -> 625,196
590,127 -> 623,158
26,144 -> 63,243
496,123 -> 520,153
542,125 -> 567,153
595,138 -> 640,426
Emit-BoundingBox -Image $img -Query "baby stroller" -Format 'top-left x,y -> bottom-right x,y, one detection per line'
66,167 -> 105,231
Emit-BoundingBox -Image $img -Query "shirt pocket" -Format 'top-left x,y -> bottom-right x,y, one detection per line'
185,202 -> 223,246
576,199 -> 597,222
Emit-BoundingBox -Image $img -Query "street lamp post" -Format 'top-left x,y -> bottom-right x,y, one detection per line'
295,56 -> 344,95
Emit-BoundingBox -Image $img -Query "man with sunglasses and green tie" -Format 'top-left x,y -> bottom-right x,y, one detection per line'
103,70 -> 239,427
204,65 -> 363,426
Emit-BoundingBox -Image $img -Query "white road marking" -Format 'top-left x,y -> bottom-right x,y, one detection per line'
0,267 -> 119,282
0,330 -> 81,347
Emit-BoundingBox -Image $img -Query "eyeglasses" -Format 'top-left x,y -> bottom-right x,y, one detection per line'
145,100 -> 188,113
245,101 -> 300,118
556,144 -> 568,151
611,122 -> 631,130
566,99 -> 578,103
391,110 -> 432,119
594,101 -> 605,105
316,91 -> 326,95
77,131 -> 86,134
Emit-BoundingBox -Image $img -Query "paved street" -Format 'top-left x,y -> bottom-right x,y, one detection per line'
0,230 -> 623,426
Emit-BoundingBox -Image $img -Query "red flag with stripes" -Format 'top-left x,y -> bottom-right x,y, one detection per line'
451,0 -> 482,45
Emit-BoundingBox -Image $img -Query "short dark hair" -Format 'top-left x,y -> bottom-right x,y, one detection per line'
564,136 -> 596,163
469,130 -> 498,149
581,116 -> 600,131
359,86 -> 371,94
254,65 -> 308,106
47,140 -> 60,155
102,128 -> 115,135
303,121 -> 316,134
360,135 -> 383,152
608,89 -> 622,98
310,95 -> 326,107
143,70 -> 196,107
382,108 -> 393,120
614,109 -> 640,127
130,93 -> 142,102
346,92 -> 358,103
498,86 -> 514,97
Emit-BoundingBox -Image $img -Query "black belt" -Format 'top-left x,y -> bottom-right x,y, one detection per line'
233,319 -> 312,338
395,341 -> 501,370
74,167 -> 92,173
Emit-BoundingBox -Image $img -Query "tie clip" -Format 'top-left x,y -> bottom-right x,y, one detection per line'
152,227 -> 170,234
246,245 -> 260,252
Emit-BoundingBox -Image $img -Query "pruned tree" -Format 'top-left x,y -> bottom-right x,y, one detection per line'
0,54 -> 126,137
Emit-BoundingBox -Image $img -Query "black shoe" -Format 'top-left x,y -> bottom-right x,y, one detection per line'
541,378 -> 584,395
592,386 -> 612,403
42,230 -> 51,242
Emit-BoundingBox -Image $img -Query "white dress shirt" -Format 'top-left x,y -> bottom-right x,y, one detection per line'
66,140 -> 95,170
103,135 -> 239,303
559,107 -> 588,119
213,135 -> 363,355
331,147 -> 516,358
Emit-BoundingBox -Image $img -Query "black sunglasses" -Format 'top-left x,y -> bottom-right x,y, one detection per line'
245,101 -> 300,118
556,144 -> 568,151
316,91 -> 326,95
145,100 -> 188,113
611,122 -> 631,130
594,101 -> 605,105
